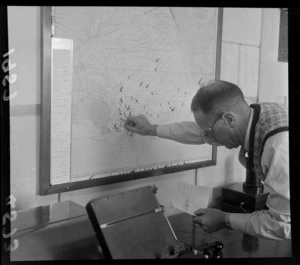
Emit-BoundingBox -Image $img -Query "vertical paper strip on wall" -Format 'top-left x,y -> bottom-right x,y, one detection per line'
220,41 -> 239,84
238,44 -> 260,97
50,38 -> 73,184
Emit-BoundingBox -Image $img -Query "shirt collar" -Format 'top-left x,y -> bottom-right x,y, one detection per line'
243,108 -> 253,152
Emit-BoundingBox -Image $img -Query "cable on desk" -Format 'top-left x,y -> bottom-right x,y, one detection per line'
219,201 -> 253,213
239,202 -> 252,214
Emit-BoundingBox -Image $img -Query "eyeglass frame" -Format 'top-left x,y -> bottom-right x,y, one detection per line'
202,113 -> 223,139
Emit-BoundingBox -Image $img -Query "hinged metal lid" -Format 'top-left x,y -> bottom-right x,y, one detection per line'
86,185 -> 185,259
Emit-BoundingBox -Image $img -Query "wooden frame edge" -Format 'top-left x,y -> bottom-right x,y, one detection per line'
39,6 -> 52,195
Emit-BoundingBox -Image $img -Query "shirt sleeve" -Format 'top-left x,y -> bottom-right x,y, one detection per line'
156,121 -> 206,144
228,131 -> 291,240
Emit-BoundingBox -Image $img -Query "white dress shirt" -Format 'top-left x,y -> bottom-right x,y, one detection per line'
156,117 -> 290,240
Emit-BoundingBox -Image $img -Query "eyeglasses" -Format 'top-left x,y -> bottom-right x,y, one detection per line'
202,113 -> 223,139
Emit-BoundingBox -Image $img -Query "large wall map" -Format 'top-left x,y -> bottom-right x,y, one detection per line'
50,7 -> 218,184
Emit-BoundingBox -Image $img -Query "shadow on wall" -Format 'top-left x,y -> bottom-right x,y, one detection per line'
223,154 -> 235,184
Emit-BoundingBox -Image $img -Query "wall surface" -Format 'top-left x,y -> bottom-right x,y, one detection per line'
9,6 -> 58,209
258,8 -> 288,104
9,7 -> 286,214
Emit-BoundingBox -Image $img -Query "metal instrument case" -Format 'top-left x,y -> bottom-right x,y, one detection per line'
86,185 -> 187,259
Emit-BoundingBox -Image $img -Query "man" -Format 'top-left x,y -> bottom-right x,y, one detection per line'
124,80 -> 290,240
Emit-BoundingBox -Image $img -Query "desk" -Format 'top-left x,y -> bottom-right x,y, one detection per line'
10,201 -> 103,261
10,201 -> 291,260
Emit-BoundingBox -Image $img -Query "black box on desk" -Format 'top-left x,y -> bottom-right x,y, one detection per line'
220,183 -> 270,213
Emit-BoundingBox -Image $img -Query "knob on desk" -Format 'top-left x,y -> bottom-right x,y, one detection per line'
203,242 -> 213,259
212,241 -> 224,258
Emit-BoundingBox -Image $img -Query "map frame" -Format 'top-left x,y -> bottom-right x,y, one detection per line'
39,6 -> 223,195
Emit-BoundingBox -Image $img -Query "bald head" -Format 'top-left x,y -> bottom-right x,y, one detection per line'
191,80 -> 248,117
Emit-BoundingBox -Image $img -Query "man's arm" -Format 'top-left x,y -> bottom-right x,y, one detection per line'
227,210 -> 290,240
227,132 -> 290,240
124,114 -> 224,145
156,121 -> 205,144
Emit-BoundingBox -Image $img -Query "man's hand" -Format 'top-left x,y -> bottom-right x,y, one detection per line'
124,114 -> 157,136
193,208 -> 226,233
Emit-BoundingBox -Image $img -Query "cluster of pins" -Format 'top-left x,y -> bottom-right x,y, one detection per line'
111,74 -> 209,134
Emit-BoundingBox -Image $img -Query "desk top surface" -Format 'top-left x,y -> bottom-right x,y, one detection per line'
10,200 -> 292,260
12,200 -> 86,232
11,201 -> 102,261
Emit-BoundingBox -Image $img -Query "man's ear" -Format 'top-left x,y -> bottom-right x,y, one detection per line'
222,112 -> 236,128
